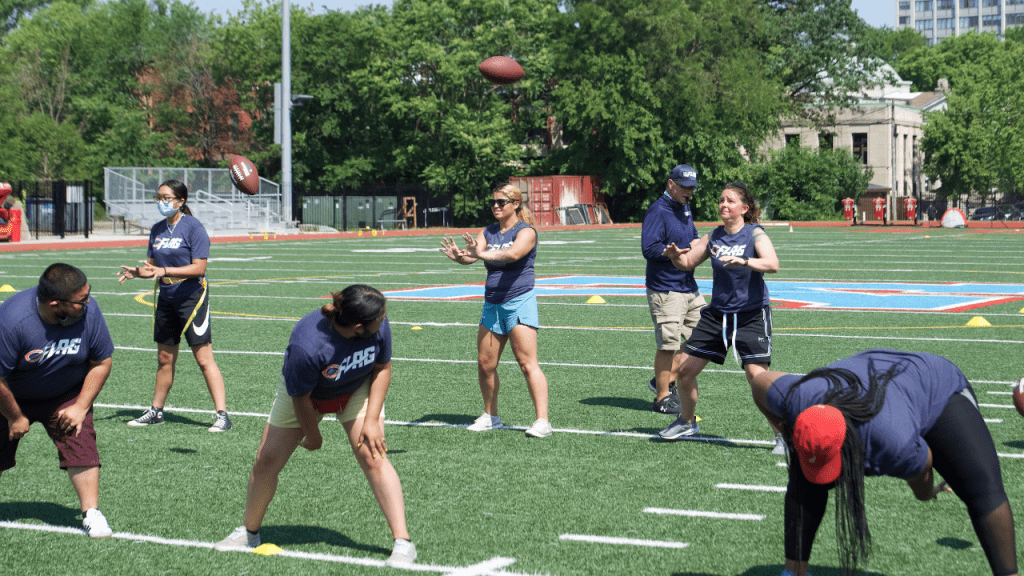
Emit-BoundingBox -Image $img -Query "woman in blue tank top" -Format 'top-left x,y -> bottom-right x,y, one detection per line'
657,182 -> 782,448
439,184 -> 551,438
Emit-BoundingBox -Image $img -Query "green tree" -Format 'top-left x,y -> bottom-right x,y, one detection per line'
921,35 -> 1024,200
282,0 -> 558,222
546,0 -> 784,222
860,25 -> 927,68
896,31 -> 1003,92
759,0 -> 891,123
737,144 -> 871,221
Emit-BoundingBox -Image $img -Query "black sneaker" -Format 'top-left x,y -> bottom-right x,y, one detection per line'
647,377 -> 678,397
127,407 -> 164,427
652,394 -> 682,414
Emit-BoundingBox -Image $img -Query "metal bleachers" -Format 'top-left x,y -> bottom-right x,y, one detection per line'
104,167 -> 286,234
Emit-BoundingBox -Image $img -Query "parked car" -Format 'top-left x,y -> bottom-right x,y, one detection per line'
969,205 -> 1021,221
970,206 -> 997,220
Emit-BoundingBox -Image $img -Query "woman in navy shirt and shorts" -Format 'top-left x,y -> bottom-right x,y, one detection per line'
117,179 -> 231,432
214,285 -> 416,566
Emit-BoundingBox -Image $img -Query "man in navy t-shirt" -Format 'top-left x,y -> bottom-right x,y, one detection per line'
0,263 -> 115,538
640,164 -> 707,414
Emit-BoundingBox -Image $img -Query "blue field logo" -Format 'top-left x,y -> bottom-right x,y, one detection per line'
383,276 -> 1024,312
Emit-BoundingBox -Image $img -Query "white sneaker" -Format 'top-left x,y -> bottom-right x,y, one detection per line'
82,508 -> 112,539
772,433 -> 788,456
466,413 -> 502,432
524,418 -> 552,438
385,538 -> 417,566
214,526 -> 261,551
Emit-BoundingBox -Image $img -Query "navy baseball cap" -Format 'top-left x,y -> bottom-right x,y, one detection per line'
669,164 -> 698,187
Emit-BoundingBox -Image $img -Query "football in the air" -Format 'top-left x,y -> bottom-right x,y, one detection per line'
1013,377 -> 1024,418
229,154 -> 259,195
478,56 -> 524,85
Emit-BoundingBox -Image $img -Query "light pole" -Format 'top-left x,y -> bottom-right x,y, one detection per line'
281,0 -> 292,223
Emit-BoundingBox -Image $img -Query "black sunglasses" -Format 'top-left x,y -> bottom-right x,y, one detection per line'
489,199 -> 513,208
61,291 -> 91,307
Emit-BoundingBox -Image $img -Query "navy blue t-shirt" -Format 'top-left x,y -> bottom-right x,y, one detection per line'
482,221 -> 537,304
0,287 -> 114,400
765,349 -> 969,479
282,310 -> 392,400
147,214 -> 210,301
641,192 -> 700,294
707,223 -> 770,313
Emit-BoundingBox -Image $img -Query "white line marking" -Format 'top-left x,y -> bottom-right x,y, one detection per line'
643,508 -> 764,521
558,534 -> 689,549
440,557 -> 518,576
776,462 -> 789,467
998,453 -> 1024,459
984,419 -> 1003,423
980,404 -> 1015,409
715,483 -> 787,493
0,520 -> 526,574
987,391 -> 1011,395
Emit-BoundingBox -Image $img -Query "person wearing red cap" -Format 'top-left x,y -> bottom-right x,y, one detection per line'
751,349 -> 1018,576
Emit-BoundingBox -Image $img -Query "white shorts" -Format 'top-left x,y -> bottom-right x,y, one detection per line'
267,374 -> 383,428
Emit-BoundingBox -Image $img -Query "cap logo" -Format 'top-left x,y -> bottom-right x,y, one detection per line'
680,170 -> 696,179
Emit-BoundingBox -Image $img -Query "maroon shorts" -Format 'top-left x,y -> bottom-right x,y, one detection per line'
311,394 -> 352,415
0,386 -> 101,472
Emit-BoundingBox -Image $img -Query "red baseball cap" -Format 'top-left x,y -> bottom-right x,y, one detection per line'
793,404 -> 846,485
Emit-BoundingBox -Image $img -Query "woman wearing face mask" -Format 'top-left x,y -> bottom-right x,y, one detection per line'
117,179 -> 232,432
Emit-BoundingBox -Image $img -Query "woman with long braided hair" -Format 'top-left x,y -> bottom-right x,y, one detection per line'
751,349 -> 1017,576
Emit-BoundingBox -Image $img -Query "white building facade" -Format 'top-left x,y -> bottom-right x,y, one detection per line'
897,0 -> 1024,44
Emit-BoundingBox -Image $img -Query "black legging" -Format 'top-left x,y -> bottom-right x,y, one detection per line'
784,386 -> 1018,576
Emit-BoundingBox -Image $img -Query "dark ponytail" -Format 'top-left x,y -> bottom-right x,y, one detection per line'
321,284 -> 386,327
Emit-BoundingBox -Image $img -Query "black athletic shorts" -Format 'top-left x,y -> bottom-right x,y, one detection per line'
154,279 -> 212,347
683,305 -> 772,366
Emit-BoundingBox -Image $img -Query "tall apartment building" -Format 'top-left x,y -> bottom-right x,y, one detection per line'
897,0 -> 1024,44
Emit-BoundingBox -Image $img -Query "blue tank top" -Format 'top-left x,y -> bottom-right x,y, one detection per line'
707,223 -> 770,313
482,221 -> 537,304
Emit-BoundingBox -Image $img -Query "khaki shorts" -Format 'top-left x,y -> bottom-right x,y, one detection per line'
268,374 -> 382,428
647,289 -> 706,350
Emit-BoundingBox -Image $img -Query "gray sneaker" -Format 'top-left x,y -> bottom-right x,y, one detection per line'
214,526 -> 260,551
208,411 -> 233,432
127,407 -> 164,427
385,538 -> 417,566
659,417 -> 699,440
772,433 -> 788,456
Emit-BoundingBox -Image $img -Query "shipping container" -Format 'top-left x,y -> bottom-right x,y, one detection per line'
509,175 -> 603,226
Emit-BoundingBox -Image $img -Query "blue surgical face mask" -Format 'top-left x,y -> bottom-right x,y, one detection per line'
157,200 -> 179,217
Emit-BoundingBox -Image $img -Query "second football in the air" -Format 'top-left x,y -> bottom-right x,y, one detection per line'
229,155 -> 260,196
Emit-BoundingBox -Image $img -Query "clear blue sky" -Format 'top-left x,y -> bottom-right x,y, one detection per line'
200,0 -> 896,29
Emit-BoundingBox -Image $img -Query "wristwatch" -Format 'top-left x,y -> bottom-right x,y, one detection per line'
744,257 -> 749,266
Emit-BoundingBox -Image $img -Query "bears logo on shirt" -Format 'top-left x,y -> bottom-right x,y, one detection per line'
153,238 -> 183,250
24,338 -> 82,362
321,347 -> 377,380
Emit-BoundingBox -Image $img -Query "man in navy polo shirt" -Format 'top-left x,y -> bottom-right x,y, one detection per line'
0,263 -> 115,538
640,164 -> 707,415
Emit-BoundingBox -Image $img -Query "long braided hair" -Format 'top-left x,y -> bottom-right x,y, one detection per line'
781,358 -> 907,575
